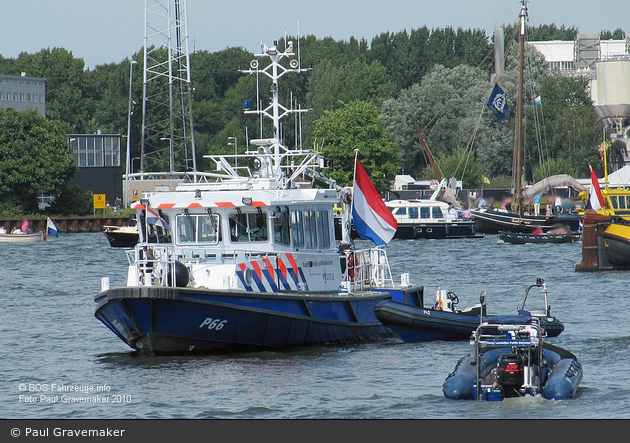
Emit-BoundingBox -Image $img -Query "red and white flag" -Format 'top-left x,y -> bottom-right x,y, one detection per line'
588,164 -> 604,212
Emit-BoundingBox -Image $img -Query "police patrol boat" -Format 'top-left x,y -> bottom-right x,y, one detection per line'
94,39 -> 422,354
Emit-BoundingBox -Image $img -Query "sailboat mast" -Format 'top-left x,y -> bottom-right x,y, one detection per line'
515,0 -> 527,214
419,132 -> 442,182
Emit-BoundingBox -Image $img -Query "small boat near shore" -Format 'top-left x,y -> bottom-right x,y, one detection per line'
387,197 -> 483,240
0,218 -> 57,243
442,319 -> 582,401
103,215 -> 139,248
374,279 -> 564,342
498,229 -> 581,244
103,225 -> 139,248
0,232 -> 44,243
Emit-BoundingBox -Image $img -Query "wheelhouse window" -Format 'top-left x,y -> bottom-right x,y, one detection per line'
291,211 -> 305,248
176,213 -> 220,245
432,207 -> 444,219
618,196 -> 624,210
273,208 -> 290,245
316,210 -> 331,248
610,196 -> 618,209
408,207 -> 418,219
229,212 -> 268,242
291,209 -> 331,250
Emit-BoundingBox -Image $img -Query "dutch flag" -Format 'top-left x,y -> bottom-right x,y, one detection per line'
351,156 -> 397,246
146,207 -> 170,231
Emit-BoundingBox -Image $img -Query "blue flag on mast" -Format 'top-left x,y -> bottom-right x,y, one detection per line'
487,83 -> 509,120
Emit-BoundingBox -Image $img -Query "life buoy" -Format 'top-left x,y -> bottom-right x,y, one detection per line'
434,300 -> 444,311
347,253 -> 355,282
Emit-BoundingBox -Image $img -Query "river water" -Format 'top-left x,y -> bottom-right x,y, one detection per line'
1,233 -> 629,419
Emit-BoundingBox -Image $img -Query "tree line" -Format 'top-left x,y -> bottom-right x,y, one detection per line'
0,25 -> 625,215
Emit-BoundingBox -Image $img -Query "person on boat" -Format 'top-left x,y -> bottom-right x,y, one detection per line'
252,215 -> 268,241
0,226 -> 6,234
554,194 -> 563,213
467,193 -> 476,210
21,220 -> 33,234
477,195 -> 487,208
545,203 -> 552,216
201,216 -> 217,242
550,225 -> 569,234
449,206 -> 458,221
534,194 -> 541,216
11,227 -> 22,234
461,207 -> 471,220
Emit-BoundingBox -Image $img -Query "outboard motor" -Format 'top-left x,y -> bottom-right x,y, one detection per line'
497,353 -> 524,397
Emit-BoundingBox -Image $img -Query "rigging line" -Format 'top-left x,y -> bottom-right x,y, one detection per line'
460,23 -> 522,162
524,53 -> 546,172
458,95 -> 489,183
523,30 -> 553,180
522,11 -> 553,181
418,22 -> 521,184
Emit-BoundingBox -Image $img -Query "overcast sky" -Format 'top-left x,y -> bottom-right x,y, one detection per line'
2,0 -> 628,70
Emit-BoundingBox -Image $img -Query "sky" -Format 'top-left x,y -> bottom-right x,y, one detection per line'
2,0 -> 628,70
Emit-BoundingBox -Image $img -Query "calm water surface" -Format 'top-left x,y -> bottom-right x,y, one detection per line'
1,233 -> 629,419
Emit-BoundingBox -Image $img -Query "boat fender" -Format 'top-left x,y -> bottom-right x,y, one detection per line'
434,300 -> 444,310
168,261 -> 190,287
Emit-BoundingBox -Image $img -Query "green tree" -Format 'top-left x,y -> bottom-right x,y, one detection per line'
45,185 -> 93,216
369,27 -> 493,91
420,146 -> 486,188
600,28 -> 626,40
13,47 -> 94,133
531,158 -> 578,183
381,64 -> 495,177
312,100 -> 400,192
0,108 -> 77,213
530,72 -> 601,178
504,23 -> 578,42
304,59 -> 397,142
607,140 -> 627,171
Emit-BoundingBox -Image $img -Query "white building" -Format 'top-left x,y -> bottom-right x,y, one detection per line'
0,73 -> 46,116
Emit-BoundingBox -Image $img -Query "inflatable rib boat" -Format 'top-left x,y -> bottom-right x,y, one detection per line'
443,319 -> 582,401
